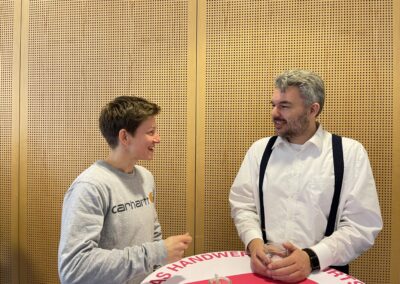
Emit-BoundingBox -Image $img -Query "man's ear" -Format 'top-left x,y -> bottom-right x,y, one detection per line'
310,103 -> 321,117
118,129 -> 130,146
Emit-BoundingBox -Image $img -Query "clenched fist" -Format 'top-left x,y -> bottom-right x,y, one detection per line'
163,233 -> 192,263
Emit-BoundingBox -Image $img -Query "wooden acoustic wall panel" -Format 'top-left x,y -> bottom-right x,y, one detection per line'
201,1 -> 392,283
22,1 -> 193,283
0,1 -> 14,283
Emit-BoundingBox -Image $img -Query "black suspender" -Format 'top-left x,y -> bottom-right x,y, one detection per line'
258,135 -> 278,243
258,134 -> 349,274
328,134 -> 349,274
326,134 -> 344,236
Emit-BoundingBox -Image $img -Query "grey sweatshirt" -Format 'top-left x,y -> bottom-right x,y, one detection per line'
58,160 -> 167,284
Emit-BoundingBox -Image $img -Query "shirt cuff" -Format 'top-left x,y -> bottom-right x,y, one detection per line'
243,230 -> 264,252
310,242 -> 333,271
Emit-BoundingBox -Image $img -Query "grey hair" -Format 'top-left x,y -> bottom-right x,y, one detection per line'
274,69 -> 325,116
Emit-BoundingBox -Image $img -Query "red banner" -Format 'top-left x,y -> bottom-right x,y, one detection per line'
187,273 -> 317,284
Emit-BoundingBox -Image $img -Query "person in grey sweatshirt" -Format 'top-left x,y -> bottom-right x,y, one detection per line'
58,96 -> 192,284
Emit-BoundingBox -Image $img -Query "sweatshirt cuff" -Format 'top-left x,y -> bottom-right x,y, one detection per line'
309,242 -> 332,271
157,240 -> 168,265
144,239 -> 168,268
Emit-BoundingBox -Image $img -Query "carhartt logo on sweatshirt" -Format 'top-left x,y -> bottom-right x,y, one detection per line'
111,194 -> 153,214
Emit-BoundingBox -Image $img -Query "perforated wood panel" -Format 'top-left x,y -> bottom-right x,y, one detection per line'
21,1 -> 194,283
6,0 -> 397,283
198,1 -> 392,283
0,2 -> 13,284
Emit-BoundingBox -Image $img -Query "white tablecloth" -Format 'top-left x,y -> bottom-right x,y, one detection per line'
142,251 -> 364,284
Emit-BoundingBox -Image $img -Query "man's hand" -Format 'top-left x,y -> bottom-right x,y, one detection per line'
163,233 -> 192,263
248,238 -> 272,276
267,242 -> 312,283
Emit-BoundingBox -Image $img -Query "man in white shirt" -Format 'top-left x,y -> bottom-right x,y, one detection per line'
229,69 -> 382,283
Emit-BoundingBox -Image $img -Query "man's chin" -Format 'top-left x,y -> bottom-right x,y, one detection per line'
275,130 -> 289,139
274,129 -> 284,136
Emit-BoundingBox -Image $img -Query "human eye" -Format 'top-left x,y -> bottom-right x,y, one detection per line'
280,103 -> 291,109
147,128 -> 157,136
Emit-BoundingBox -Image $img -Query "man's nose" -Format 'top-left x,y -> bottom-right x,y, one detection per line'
271,106 -> 279,117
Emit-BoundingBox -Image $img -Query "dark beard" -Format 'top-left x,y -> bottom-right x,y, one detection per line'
279,112 -> 310,142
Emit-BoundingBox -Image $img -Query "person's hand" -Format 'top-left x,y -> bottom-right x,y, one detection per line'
163,233 -> 192,263
267,242 -> 312,283
248,238 -> 271,276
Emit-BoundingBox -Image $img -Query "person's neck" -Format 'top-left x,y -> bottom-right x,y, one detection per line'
287,122 -> 319,145
105,150 -> 136,174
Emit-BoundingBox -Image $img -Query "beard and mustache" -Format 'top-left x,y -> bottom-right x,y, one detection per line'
272,110 -> 310,142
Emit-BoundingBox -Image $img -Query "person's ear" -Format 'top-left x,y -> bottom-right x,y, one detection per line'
310,103 -> 320,117
118,129 -> 130,146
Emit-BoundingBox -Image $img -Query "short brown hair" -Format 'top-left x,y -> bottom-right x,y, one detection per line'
99,96 -> 160,148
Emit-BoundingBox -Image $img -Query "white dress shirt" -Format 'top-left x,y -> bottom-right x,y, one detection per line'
229,125 -> 382,270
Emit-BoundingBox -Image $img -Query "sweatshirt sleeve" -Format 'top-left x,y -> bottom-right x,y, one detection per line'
153,211 -> 163,242
58,182 -> 167,284
153,190 -> 163,242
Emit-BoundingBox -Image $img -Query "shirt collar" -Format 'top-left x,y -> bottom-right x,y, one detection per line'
272,123 -> 324,152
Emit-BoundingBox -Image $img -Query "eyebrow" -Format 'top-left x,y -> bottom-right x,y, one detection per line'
271,100 -> 292,105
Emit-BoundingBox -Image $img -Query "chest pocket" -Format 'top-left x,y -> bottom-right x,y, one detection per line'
307,177 -> 335,217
